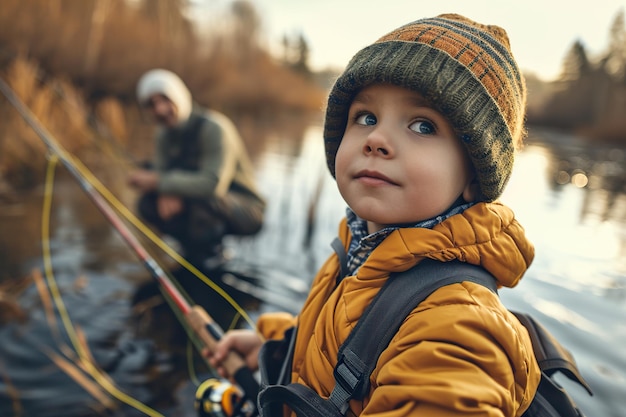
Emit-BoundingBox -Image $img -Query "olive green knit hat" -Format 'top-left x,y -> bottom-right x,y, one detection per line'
323,14 -> 527,202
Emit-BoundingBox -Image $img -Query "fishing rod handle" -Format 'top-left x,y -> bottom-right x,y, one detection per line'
186,306 -> 260,400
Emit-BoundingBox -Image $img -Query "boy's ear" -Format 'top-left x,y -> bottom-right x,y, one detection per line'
463,178 -> 480,202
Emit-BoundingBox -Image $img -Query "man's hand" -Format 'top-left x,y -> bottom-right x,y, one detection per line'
157,195 -> 183,220
127,169 -> 159,192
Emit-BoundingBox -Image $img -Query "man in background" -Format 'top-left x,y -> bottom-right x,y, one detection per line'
128,69 -> 265,266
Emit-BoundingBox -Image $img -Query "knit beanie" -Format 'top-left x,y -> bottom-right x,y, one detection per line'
136,69 -> 192,124
323,14 -> 527,202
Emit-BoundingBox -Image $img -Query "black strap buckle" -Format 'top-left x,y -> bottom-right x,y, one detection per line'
330,348 -> 369,414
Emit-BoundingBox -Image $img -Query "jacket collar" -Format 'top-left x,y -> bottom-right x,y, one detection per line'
347,202 -> 534,289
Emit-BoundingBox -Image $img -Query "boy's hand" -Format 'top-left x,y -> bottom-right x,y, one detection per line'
205,329 -> 263,379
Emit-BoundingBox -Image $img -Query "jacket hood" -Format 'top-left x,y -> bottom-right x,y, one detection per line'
355,201 -> 534,288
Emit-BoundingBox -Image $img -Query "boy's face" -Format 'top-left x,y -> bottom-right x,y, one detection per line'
335,83 -> 476,234
144,94 -> 178,128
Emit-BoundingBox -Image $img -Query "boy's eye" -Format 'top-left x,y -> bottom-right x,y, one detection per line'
409,120 -> 436,134
355,113 -> 377,126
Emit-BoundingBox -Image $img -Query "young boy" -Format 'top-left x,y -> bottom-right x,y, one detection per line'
209,13 -> 540,416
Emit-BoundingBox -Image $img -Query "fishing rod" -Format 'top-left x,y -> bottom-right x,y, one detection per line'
0,77 -> 260,416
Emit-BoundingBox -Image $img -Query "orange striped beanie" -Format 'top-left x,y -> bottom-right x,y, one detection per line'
323,14 -> 527,202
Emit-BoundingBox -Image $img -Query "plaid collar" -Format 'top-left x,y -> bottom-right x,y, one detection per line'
345,201 -> 474,275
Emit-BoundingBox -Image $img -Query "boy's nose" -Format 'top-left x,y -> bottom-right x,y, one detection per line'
364,144 -> 390,155
363,129 -> 393,157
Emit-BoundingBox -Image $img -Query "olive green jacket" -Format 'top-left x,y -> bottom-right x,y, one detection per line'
154,109 -> 264,204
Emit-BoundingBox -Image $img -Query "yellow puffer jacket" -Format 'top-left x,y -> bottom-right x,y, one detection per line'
257,202 -> 541,417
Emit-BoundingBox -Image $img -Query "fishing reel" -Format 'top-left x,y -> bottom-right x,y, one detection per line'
195,378 -> 256,417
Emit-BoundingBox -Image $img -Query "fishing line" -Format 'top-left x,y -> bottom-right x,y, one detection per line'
42,155 -> 209,416
2,75 -> 262,409
42,154 -> 165,417
71,154 -> 256,330
187,339 -> 202,386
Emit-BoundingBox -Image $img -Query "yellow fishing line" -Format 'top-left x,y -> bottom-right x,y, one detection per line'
162,286 -> 216,384
187,339 -> 201,387
2,76 -> 259,411
42,155 -> 165,417
44,139 -> 259,400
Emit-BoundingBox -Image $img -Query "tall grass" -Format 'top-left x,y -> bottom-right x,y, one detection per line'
0,0 -> 326,190
0,58 -> 94,188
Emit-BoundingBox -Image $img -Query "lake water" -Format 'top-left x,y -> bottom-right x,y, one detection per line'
0,126 -> 624,417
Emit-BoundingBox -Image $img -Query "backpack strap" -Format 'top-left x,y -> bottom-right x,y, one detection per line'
257,257 -> 496,417
512,312 -> 592,396
328,258 -> 497,413
331,237 -> 349,285
515,310 -> 593,417
259,244 -> 593,417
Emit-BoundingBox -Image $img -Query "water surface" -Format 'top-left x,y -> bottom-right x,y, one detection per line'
0,126 -> 624,417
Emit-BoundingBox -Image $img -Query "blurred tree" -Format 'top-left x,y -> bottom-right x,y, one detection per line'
539,27 -> 624,141
83,0 -> 110,77
230,0 -> 262,52
280,32 -> 311,75
538,39 -> 597,129
605,8 -> 626,83
293,33 -> 311,75
138,0 -> 197,66
559,39 -> 591,82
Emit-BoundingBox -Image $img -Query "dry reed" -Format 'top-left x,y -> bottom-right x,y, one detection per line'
0,0 -> 326,191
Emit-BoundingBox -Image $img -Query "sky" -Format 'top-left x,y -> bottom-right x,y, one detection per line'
251,0 -> 626,82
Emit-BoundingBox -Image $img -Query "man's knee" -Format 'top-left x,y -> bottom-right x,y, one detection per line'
225,199 -> 265,236
187,204 -> 226,242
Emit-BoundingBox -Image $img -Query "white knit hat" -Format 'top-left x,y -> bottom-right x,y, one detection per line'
136,69 -> 192,124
